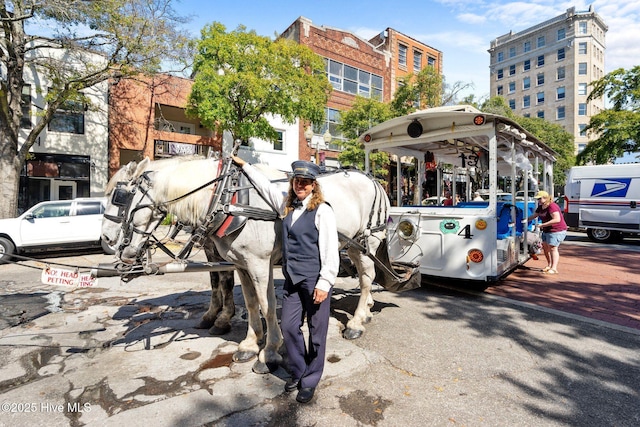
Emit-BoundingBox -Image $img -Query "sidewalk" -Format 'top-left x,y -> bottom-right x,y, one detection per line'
487,240 -> 640,332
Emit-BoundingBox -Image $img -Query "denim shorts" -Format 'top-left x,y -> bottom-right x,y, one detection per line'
542,230 -> 567,246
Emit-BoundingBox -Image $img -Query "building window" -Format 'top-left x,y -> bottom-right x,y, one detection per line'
557,87 -> 565,100
413,50 -> 422,72
579,21 -> 587,35
509,64 -> 515,76
509,99 -> 515,110
578,62 -> 587,75
497,51 -> 504,62
557,28 -> 566,40
48,97 -> 85,134
578,42 -> 587,54
523,95 -> 530,108
537,110 -> 544,119
326,58 -> 382,100
523,113 -> 530,118
497,68 -> 504,79
537,92 -> 545,105
579,124 -> 587,136
523,41 -> 531,53
557,67 -> 565,80
578,143 -> 586,153
398,44 -> 407,67
523,59 -> 531,71
271,131 -> 283,151
578,103 -> 587,115
578,83 -> 588,96
508,81 -> 515,93
537,36 -> 545,48
537,55 -> 544,67
497,85 -> 503,95
537,73 -> 544,85
523,76 -> 531,90
427,56 -> 436,67
315,107 -> 344,148
20,85 -> 32,129
557,48 -> 565,61
509,47 -> 516,58
557,106 -> 565,120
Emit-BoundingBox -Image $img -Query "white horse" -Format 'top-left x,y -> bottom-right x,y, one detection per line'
102,156 -> 237,336
107,156 -> 416,373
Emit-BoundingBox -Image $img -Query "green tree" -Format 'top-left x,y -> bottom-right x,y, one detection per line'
336,96 -> 392,180
578,66 -> 640,164
186,22 -> 331,148
0,0 -> 191,218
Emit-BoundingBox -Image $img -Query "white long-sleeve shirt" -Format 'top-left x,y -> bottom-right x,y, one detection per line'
241,163 -> 339,292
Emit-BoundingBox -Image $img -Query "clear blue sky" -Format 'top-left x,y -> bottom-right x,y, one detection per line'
178,0 -> 639,102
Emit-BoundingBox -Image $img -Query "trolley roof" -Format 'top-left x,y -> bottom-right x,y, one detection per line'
359,105 -> 557,168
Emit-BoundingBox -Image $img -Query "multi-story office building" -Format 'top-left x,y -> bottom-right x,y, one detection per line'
280,17 -> 443,168
488,6 -> 607,154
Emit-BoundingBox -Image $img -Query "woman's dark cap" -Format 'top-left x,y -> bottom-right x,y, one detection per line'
291,161 -> 320,180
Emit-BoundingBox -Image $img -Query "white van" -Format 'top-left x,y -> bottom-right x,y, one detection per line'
563,164 -> 640,242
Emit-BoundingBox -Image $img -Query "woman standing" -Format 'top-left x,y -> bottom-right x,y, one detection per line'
527,190 -> 568,274
232,156 -> 339,404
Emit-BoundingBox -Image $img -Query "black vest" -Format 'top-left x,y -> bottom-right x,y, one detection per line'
282,207 -> 320,284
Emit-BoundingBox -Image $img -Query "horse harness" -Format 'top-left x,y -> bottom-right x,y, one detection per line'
112,158 -> 391,270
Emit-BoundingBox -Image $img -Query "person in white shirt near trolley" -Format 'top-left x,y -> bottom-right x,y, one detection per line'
232,156 -> 339,404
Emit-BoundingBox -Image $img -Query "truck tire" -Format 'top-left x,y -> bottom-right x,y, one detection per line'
586,228 -> 622,243
101,238 -> 116,255
0,237 -> 16,264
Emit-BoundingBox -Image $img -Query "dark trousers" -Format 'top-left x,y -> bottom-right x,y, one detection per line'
281,275 -> 332,389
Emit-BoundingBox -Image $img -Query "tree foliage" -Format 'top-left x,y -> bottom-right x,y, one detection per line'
0,0 -> 192,217
186,22 -> 331,146
336,96 -> 393,180
578,66 -> 640,164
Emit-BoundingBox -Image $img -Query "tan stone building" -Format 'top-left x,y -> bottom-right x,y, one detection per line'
488,6 -> 608,154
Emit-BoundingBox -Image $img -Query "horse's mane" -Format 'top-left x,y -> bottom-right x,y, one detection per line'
105,155 -> 203,194
152,158 -> 222,225
152,159 -> 288,225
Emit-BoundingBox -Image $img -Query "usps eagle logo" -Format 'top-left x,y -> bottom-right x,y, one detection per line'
590,178 -> 631,197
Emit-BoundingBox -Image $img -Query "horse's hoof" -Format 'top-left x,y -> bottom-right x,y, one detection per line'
195,318 -> 214,329
343,328 -> 363,340
252,360 -> 279,374
233,351 -> 257,363
208,324 -> 231,336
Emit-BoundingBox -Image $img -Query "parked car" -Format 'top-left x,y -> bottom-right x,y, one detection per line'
0,197 -> 114,263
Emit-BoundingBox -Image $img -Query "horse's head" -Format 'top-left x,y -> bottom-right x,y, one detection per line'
101,158 -> 151,251
115,171 -> 168,263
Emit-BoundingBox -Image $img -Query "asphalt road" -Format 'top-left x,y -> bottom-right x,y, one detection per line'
0,231 -> 638,426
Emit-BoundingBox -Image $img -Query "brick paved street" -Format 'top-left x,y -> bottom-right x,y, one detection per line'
487,236 -> 640,331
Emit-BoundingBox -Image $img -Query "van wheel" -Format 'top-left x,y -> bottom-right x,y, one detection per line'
101,238 -> 116,255
0,237 -> 16,264
586,228 -> 622,243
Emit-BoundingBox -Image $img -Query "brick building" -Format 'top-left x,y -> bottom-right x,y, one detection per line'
108,74 -> 221,178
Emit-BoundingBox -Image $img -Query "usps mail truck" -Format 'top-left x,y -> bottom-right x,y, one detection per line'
563,164 -> 640,243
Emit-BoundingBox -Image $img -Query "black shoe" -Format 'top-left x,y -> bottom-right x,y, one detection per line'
296,387 -> 315,403
284,378 -> 299,392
